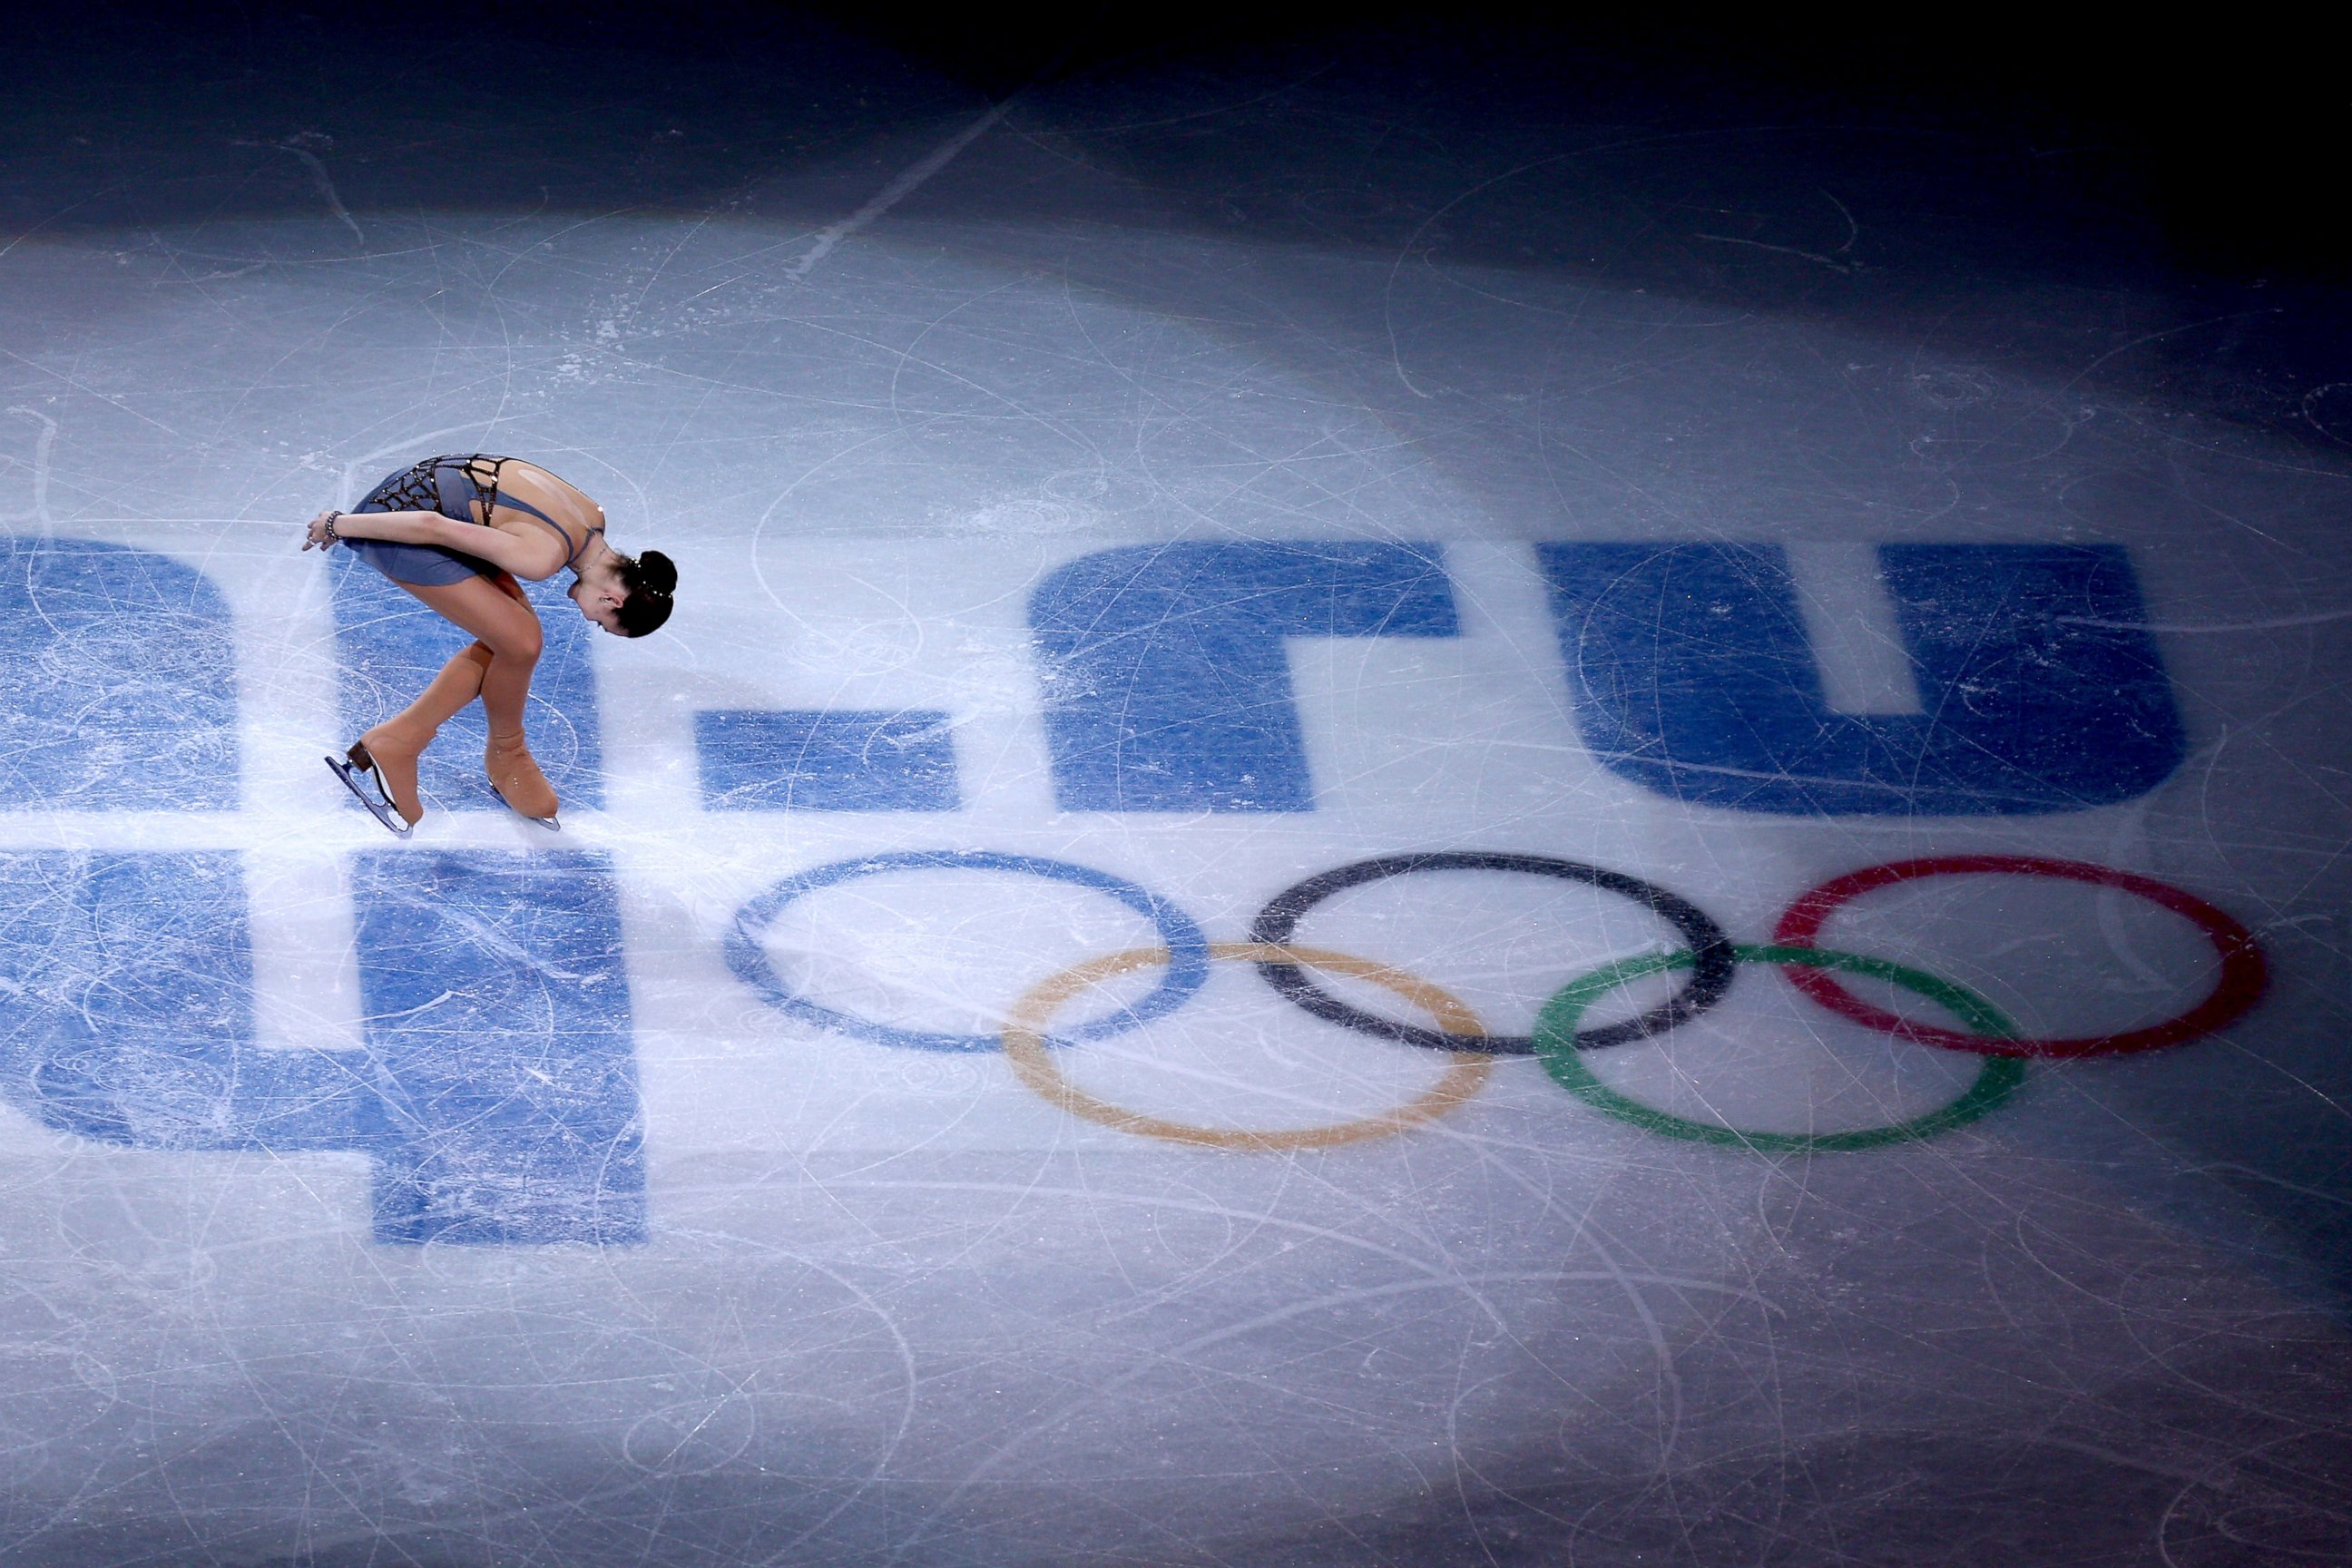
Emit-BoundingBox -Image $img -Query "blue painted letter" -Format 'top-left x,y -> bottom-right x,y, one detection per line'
350,851 -> 644,1243
0,851 -> 645,1245
1538,543 -> 2185,815
1032,543 -> 1459,811
696,709 -> 960,810
0,541 -> 239,808
0,854 -> 349,1151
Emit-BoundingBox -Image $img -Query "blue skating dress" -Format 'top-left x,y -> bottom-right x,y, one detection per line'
344,455 -> 585,585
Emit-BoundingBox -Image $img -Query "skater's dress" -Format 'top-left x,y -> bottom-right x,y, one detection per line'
345,455 -> 595,586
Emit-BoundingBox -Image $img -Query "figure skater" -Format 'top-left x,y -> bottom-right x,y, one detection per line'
305,453 -> 675,837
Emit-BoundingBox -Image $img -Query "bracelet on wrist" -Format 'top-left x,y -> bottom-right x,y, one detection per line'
323,510 -> 342,543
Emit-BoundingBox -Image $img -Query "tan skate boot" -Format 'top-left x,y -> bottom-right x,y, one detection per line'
348,720 -> 431,828
325,644 -> 493,837
485,729 -> 561,828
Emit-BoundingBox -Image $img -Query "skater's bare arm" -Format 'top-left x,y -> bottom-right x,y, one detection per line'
305,508 -> 568,578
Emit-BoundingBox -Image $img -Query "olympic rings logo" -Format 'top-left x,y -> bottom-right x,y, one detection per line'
726,850 -> 2269,1154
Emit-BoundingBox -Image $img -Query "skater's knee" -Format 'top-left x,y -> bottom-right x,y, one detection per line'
490,622 -> 544,664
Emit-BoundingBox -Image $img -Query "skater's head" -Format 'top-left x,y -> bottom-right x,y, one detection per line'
572,549 -> 677,637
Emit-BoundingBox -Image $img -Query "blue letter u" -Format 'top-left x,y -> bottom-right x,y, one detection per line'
1538,543 -> 2186,816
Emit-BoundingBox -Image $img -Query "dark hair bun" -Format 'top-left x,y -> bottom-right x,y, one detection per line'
614,550 -> 678,638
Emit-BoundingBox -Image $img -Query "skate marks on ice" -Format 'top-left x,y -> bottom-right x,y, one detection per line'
0,211 -> 2348,1563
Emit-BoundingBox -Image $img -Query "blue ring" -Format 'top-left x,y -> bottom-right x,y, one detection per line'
726,849 -> 1211,1053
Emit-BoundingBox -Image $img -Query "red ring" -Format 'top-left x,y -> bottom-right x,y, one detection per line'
1772,856 -> 2268,1059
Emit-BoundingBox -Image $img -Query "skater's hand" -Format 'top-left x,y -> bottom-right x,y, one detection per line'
303,510 -> 343,551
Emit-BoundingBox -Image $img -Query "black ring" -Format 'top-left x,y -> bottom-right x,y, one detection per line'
1248,852 -> 1738,1055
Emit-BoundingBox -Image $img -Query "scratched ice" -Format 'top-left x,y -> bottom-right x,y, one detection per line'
1,23 -> 2348,1568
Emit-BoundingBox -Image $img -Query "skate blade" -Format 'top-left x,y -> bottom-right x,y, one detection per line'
327,754 -> 415,838
490,783 -> 561,832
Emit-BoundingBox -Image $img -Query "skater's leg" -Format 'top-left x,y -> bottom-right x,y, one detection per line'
403,576 -> 542,733
350,643 -> 493,826
402,574 -> 556,818
399,642 -> 495,730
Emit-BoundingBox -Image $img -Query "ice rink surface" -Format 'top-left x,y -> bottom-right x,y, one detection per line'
3,13 -> 2349,1564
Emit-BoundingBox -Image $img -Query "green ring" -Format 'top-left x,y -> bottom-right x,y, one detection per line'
1534,944 -> 2029,1153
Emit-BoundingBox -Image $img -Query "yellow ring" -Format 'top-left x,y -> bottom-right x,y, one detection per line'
1002,942 -> 1495,1151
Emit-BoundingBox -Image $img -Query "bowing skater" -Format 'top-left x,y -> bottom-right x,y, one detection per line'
306,453 -> 675,836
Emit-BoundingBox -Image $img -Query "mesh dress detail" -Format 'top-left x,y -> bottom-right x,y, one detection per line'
343,455 -> 587,587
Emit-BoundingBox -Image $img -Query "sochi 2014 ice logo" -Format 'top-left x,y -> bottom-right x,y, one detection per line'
0,538 -> 2260,1244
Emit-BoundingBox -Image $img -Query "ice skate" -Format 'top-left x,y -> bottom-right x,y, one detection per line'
485,729 -> 561,830
326,730 -> 422,838
323,646 -> 492,838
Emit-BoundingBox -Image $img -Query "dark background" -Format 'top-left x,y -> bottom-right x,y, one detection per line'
9,4 -> 2346,451
14,3 -> 2337,270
